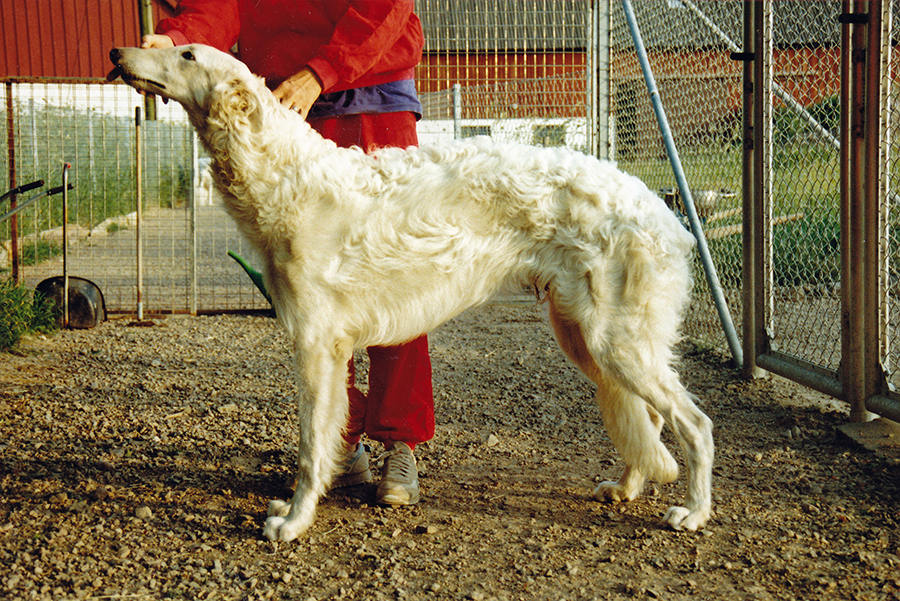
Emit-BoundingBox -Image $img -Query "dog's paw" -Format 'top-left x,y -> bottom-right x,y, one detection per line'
267,499 -> 291,518
592,480 -> 640,503
263,515 -> 307,542
663,505 -> 709,531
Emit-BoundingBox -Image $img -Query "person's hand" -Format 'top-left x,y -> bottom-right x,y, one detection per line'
141,34 -> 175,49
272,68 -> 323,119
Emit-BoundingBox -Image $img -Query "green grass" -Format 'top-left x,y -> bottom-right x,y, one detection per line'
19,240 -> 62,267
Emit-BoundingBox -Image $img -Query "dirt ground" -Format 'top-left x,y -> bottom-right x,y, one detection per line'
0,301 -> 898,601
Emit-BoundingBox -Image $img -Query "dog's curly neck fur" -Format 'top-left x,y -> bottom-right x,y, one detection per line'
190,73 -> 332,253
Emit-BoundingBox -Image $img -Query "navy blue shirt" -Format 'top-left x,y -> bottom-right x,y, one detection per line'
308,79 -> 422,121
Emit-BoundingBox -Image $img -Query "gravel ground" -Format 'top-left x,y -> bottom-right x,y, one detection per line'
1,301 -> 899,601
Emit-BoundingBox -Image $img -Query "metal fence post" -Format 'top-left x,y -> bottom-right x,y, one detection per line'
841,0 -> 872,422
6,82 -> 18,283
452,83 -> 462,140
741,0 -> 769,379
135,106 -> 144,321
137,0 -> 157,121
190,131 -> 198,315
863,0 -> 884,419
589,0 -> 611,160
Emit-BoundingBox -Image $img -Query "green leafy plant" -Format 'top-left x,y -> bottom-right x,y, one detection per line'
0,278 -> 58,352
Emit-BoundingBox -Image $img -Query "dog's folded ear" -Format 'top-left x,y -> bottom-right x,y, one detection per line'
208,76 -> 263,134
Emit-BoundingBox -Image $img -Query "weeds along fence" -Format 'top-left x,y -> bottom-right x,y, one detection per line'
2,1 -> 900,415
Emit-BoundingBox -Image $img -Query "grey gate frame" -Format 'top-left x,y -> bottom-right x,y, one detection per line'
742,0 -> 900,424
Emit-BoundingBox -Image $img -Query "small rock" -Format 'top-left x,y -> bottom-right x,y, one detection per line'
485,433 -> 500,447
88,487 -> 109,503
135,506 -> 153,520
415,524 -> 438,535
801,502 -> 819,514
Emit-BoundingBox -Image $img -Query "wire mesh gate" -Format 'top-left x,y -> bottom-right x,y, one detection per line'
1,1 -> 899,420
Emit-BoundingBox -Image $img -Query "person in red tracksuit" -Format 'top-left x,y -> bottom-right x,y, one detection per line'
142,0 -> 433,506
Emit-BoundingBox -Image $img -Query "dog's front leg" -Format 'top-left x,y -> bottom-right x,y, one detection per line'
263,342 -> 351,542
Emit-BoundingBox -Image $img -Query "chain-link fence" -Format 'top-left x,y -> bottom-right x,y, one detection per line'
607,1 -> 747,357
888,11 -> 900,397
608,1 -> 847,369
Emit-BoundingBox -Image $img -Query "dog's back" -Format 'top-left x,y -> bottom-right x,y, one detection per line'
328,136 -> 696,342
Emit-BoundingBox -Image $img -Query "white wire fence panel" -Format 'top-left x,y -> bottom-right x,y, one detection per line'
608,1 -> 745,354
416,0 -> 592,150
0,81 -> 269,314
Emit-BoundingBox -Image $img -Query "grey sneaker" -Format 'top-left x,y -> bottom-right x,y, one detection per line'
332,442 -> 374,488
376,441 -> 420,506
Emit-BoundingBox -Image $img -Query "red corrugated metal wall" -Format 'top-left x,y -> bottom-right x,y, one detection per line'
0,0 -> 174,79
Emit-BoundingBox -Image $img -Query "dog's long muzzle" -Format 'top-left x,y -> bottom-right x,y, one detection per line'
107,48 -> 168,103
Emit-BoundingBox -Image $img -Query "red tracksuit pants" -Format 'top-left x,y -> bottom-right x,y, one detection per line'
308,111 -> 435,450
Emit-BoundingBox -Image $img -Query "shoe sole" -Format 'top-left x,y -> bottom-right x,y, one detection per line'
376,484 -> 420,506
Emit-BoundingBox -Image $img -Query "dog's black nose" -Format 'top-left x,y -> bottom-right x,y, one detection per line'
109,48 -> 121,63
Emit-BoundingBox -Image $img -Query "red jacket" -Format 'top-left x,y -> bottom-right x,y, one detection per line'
156,0 -> 424,93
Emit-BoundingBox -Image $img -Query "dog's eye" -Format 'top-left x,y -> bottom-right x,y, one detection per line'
182,50 -> 196,61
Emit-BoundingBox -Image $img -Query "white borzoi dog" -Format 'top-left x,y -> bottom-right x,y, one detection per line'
109,44 -> 714,542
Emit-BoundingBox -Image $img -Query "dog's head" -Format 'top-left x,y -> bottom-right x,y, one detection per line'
108,45 -> 259,116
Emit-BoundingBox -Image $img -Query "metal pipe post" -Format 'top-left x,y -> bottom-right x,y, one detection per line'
6,82 -> 18,283
62,163 -> 71,328
621,0 -> 743,367
452,83 -> 462,140
137,0 -> 157,121
863,0 -> 888,420
135,107 -> 144,320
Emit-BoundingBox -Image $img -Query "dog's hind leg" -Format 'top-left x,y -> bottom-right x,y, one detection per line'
550,293 -> 713,531
263,339 -> 352,542
599,348 -> 713,531
547,299 -> 676,503
591,380 -> 677,502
